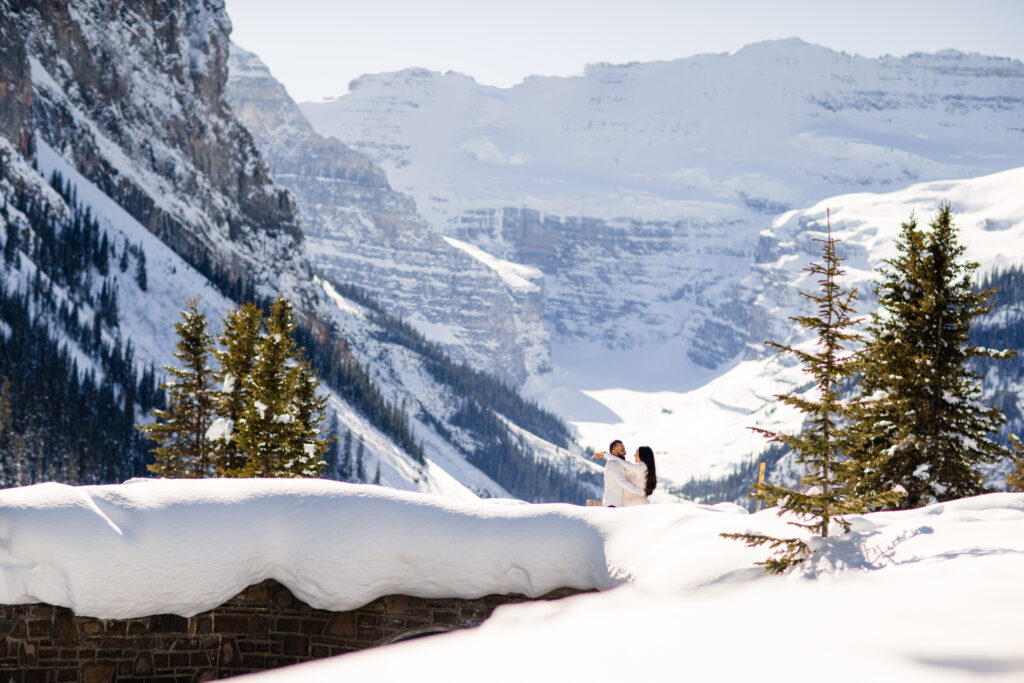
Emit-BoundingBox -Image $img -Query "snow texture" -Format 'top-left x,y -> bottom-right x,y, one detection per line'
1,476 -> 1022,683
0,479 -> 617,619
1,477 -> 1014,680
205,418 -> 234,443
228,490 -> 1024,682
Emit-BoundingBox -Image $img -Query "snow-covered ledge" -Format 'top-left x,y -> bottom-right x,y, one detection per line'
4,480 -> 1023,682
0,478 -> 654,619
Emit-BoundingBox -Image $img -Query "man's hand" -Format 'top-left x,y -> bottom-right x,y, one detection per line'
591,451 -> 607,459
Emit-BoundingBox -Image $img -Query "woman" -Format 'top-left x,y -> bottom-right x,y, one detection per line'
621,445 -> 657,506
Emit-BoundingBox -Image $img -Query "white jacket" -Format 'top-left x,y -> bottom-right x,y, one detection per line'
602,456 -> 646,507
622,460 -> 651,506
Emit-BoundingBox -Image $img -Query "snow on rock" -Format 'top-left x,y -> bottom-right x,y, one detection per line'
441,236 -> 542,292
239,493 -> 1024,682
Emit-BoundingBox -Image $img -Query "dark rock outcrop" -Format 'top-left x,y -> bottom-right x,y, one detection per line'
9,0 -> 302,290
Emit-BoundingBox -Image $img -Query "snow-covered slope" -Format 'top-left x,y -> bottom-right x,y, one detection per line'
248,491 -> 1024,682
577,166 -> 1024,490
300,39 -> 1024,408
298,41 -> 1024,494
304,40 -> 1024,222
226,46 -> 548,385
0,0 -> 600,503
2,479 -> 1019,681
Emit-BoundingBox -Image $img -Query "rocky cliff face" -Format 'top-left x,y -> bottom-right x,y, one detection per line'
0,0 -> 598,503
301,40 -> 1024,386
226,46 -> 547,384
0,3 -> 32,160
9,0 -> 306,296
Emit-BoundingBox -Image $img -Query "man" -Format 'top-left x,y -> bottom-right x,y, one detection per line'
592,439 -> 646,507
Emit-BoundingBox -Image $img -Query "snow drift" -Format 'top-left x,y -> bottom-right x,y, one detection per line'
241,491 -> 1024,682
1,480 -> 1022,680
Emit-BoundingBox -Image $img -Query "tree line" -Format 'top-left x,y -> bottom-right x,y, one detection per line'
324,278 -> 596,502
725,204 -> 1024,572
139,297 -> 331,478
0,170 -> 163,486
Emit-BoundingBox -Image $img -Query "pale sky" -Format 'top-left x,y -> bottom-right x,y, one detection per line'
224,0 -> 1024,103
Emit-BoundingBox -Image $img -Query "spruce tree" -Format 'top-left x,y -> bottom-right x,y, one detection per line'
341,429 -> 353,481
211,303 -> 263,476
849,205 -> 1014,507
235,296 -> 300,477
722,219 -> 903,573
1006,435 -> 1024,492
288,358 -> 330,477
356,436 -> 366,482
323,415 -> 341,479
135,247 -> 147,291
139,299 -> 215,477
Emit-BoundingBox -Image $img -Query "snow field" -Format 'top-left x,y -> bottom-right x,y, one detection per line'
232,491 -> 1024,682
570,165 -> 1024,488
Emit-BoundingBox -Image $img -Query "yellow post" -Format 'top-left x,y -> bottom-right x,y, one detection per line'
755,462 -> 766,512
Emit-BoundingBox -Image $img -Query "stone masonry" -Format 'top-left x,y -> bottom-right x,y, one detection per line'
0,579 -> 584,682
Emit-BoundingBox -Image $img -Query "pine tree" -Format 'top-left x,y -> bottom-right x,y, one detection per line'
849,204 -> 1014,507
0,378 -> 29,487
210,303 -> 263,476
373,462 -> 381,485
323,415 -> 341,479
139,299 -> 216,477
356,436 -> 365,482
135,246 -> 147,291
1006,434 -> 1024,492
340,429 -> 353,481
4,221 -> 19,264
723,218 -> 903,573
235,297 -> 300,477
288,358 -> 329,477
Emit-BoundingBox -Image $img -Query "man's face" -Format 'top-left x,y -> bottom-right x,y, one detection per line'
611,442 -> 626,458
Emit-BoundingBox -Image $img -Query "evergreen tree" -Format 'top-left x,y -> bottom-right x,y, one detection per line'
287,358 -> 330,477
340,429 -> 353,481
356,436 -> 366,482
135,246 -> 147,291
1006,434 -> 1024,492
849,205 -> 1014,507
139,299 -> 215,477
373,462 -> 381,485
0,378 -> 29,486
4,222 -> 19,264
323,415 -> 341,479
211,303 -> 263,476
723,219 -> 903,573
235,296 -> 300,477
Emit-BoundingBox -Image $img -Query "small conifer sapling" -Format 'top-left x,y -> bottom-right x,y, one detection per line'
723,213 -> 904,573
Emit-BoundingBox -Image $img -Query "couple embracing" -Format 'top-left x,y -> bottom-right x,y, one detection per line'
592,440 -> 657,506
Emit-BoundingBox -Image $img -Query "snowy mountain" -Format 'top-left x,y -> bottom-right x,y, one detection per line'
300,39 -> 1024,386
297,40 -> 1024,494
226,45 -> 548,386
0,0 -> 600,503
578,166 -> 1024,496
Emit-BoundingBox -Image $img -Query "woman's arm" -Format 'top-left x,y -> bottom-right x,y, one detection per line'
607,460 -> 645,496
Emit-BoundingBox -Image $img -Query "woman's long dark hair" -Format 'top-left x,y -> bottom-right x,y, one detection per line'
637,446 -> 657,497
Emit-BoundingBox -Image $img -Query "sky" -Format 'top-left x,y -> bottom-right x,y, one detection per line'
224,0 -> 1024,103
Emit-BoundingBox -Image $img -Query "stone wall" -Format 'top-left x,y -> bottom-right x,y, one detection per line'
0,580 -> 583,682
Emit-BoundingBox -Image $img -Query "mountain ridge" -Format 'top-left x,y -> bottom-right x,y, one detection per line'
0,0 -> 601,503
